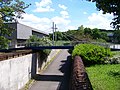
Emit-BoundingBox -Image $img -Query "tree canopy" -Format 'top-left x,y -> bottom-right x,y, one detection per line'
87,0 -> 120,30
0,0 -> 30,22
113,30 -> 120,43
0,0 -> 30,49
49,25 -> 109,43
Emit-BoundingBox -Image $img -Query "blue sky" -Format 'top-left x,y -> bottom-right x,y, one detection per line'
18,0 -> 113,33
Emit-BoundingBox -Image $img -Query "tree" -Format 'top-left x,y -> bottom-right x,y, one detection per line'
113,30 -> 120,43
87,0 -> 120,29
0,0 -> 30,49
27,35 -> 52,55
27,35 -> 52,46
0,0 -> 30,22
92,28 -> 101,39
84,27 -> 92,35
100,32 -> 109,41
77,25 -> 84,31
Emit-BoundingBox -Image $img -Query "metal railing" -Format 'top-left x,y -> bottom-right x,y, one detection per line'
8,41 -> 120,50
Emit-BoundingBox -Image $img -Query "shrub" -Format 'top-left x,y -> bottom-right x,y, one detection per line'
26,35 -> 52,55
72,44 -> 112,65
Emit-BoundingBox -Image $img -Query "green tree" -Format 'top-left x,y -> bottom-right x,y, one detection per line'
0,0 -> 30,49
113,30 -> 120,43
66,30 -> 78,41
84,27 -> 92,35
100,32 -> 109,41
27,35 -> 52,55
87,0 -> 120,29
77,25 -> 84,31
27,35 -> 52,46
92,28 -> 101,39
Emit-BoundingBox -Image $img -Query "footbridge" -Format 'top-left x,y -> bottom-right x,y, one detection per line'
0,41 -> 81,52
0,41 -> 120,52
0,46 -> 74,52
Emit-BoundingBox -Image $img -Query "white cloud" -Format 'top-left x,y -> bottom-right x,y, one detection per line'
60,11 -> 69,18
51,16 -> 71,32
85,11 -> 113,30
58,4 -> 67,10
83,12 -> 87,15
19,13 -> 50,24
18,13 -> 51,33
67,25 -> 77,30
33,0 -> 54,12
18,13 -> 71,33
51,16 -> 71,25
36,0 -> 52,7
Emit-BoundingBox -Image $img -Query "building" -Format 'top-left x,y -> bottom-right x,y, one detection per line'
5,22 -> 48,48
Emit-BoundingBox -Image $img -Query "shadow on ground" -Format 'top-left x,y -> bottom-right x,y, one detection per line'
33,74 -> 63,82
32,55 -> 72,90
57,55 -> 72,90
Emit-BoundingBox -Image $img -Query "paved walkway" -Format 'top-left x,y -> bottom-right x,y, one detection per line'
29,49 -> 71,90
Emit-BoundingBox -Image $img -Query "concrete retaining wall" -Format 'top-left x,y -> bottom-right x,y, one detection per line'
0,54 -> 33,90
0,49 -> 60,90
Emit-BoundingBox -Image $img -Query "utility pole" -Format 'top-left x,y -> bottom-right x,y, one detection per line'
54,24 -> 58,45
52,22 -> 55,45
52,22 -> 58,46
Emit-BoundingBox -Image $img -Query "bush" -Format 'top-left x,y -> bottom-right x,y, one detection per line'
72,44 -> 112,65
26,35 -> 52,55
26,35 -> 52,46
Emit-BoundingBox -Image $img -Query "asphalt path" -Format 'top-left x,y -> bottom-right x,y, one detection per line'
29,49 -> 72,90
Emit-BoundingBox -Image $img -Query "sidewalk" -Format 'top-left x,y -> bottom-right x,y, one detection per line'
29,49 -> 71,90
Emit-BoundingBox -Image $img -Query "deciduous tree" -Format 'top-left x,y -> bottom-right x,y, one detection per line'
87,0 -> 120,29
113,30 -> 120,43
0,0 -> 30,49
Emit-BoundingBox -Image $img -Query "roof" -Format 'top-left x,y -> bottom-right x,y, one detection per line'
5,22 -> 49,36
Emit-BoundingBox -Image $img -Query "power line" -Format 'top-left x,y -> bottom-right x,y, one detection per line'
62,32 -> 81,41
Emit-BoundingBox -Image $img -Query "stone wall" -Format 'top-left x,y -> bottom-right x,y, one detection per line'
69,56 -> 93,90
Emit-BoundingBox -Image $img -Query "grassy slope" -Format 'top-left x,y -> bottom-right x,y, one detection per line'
86,64 -> 120,90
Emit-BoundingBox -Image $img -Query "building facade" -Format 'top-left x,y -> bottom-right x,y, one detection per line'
5,22 -> 48,48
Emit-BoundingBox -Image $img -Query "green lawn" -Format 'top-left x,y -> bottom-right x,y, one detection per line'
86,64 -> 120,90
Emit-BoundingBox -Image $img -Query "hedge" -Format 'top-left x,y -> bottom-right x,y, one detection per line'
72,44 -> 112,65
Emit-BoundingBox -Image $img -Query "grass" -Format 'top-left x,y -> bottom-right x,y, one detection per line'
20,79 -> 35,90
86,64 -> 120,90
112,51 -> 120,57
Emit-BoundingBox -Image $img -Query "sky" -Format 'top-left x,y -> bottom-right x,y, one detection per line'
18,0 -> 114,33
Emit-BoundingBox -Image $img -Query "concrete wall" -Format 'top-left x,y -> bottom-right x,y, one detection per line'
32,31 -> 45,38
17,23 -> 48,39
0,54 -> 33,90
37,49 -> 60,71
17,23 -> 32,39
0,49 -> 60,90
